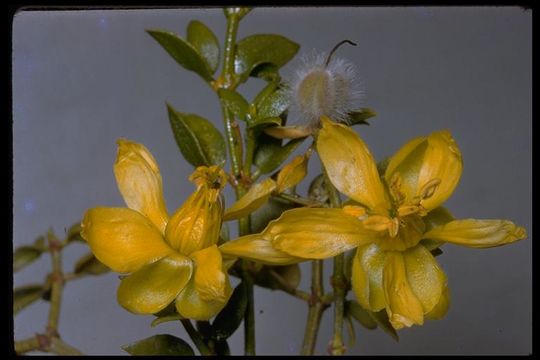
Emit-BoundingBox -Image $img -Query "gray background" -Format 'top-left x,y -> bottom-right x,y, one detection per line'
13,7 -> 531,355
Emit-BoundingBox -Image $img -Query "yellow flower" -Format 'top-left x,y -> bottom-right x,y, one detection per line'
81,139 -> 232,320
220,117 -> 527,330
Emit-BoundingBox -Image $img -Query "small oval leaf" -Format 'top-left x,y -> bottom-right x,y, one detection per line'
369,310 -> 399,342
346,300 -> 378,330
254,137 -> 306,175
122,334 -> 195,355
255,85 -> 290,120
250,197 -> 296,234
14,284 -> 44,315
218,89 -> 249,122
214,339 -> 231,356
211,282 -> 248,340
187,20 -> 220,74
66,223 -> 84,243
13,246 -> 42,272
147,29 -> 213,82
254,264 -> 301,290
167,104 -> 226,167
251,63 -> 280,82
248,117 -> 282,129
151,314 -> 184,328
348,108 -> 377,126
74,252 -> 110,275
235,34 -> 299,84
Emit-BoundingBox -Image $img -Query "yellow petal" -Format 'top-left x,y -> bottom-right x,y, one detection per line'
276,150 -> 311,193
219,234 -> 304,265
425,285 -> 450,320
81,207 -> 173,273
383,252 -> 424,330
384,136 -> 427,204
351,244 -> 387,312
317,117 -> 389,213
422,219 -> 527,248
417,131 -> 463,211
175,245 -> 233,320
114,139 -> 169,233
165,186 -> 223,256
403,245 -> 447,314
267,207 -> 380,259
117,252 -> 192,314
385,131 -> 462,211
223,178 -> 277,221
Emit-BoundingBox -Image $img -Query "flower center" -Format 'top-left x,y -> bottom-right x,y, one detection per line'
361,174 -> 442,251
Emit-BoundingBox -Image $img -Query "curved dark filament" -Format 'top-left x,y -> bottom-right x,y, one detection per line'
325,40 -> 357,67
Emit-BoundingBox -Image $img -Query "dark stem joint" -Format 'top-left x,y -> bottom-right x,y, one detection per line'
48,239 -> 63,252
36,333 -> 51,351
330,275 -> 348,292
45,326 -> 59,338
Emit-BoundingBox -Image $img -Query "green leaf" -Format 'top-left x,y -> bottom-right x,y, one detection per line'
167,104 -> 226,167
235,34 -> 299,84
187,20 -> 220,74
255,85 -> 290,120
66,223 -> 84,243
214,339 -> 230,356
250,63 -> 280,82
211,282 -> 247,340
346,301 -> 378,330
151,313 -> 184,328
254,264 -> 301,291
147,30 -> 213,82
368,310 -> 399,342
218,89 -> 249,122
74,252 -> 110,275
348,108 -> 377,126
254,137 -> 305,175
122,334 -> 195,355
195,320 -> 213,339
250,197 -> 295,234
253,81 -> 279,108
248,117 -> 283,129
14,284 -> 44,315
154,301 -> 177,318
13,246 -> 42,272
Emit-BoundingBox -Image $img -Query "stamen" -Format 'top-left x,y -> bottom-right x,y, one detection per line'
389,173 -> 406,205
397,204 -> 421,217
388,218 -> 400,238
363,215 -> 391,232
342,205 -> 367,219
419,178 -> 441,200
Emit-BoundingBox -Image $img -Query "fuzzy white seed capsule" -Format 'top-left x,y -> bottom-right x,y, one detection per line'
285,41 -> 363,127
